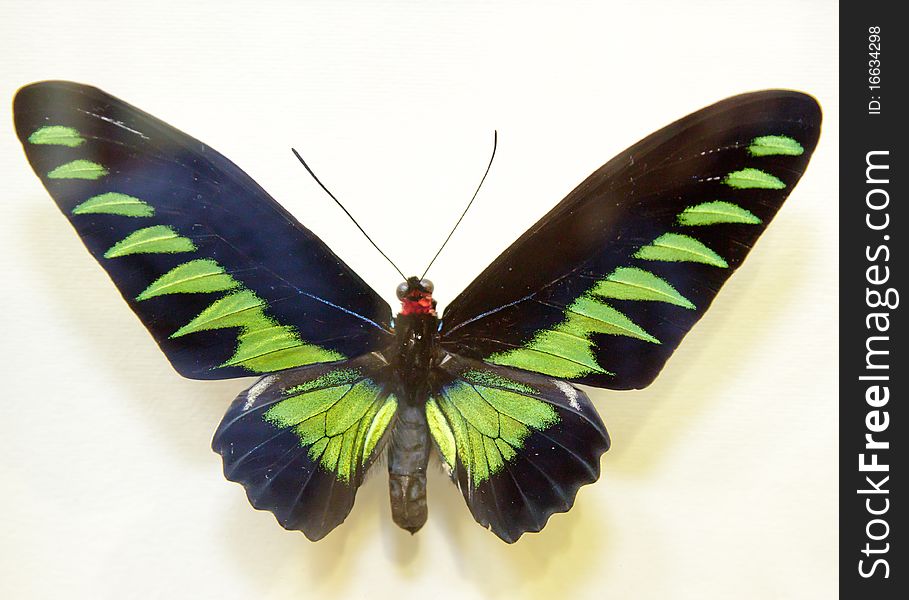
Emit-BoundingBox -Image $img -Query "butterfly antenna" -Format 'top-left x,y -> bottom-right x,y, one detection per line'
292,148 -> 407,280
420,130 -> 498,280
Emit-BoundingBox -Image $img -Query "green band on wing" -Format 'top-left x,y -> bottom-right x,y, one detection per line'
136,259 -> 240,300
426,398 -> 456,467
103,225 -> 196,258
748,135 -> 804,157
488,348 -> 596,379
489,291 -> 661,377
321,437 -> 343,472
590,267 -> 695,308
677,201 -> 761,226
519,331 -> 606,374
635,233 -> 728,267
495,438 -> 517,461
308,437 -> 330,462
435,396 -> 474,471
266,385 -> 353,428
169,287 -> 343,371
285,368 -> 362,395
221,325 -> 343,372
442,381 -> 501,438
498,414 -> 531,451
724,168 -> 785,190
566,296 -> 660,343
170,290 -> 265,338
325,381 -> 382,437
467,427 -> 490,483
489,268 -> 677,377
29,126 -> 85,147
47,159 -> 108,180
72,193 -> 155,217
484,437 -> 504,475
361,396 -> 397,463
461,369 -> 537,394
475,385 -> 558,429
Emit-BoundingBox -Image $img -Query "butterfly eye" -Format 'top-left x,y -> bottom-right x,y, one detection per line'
419,279 -> 434,294
396,281 -> 410,300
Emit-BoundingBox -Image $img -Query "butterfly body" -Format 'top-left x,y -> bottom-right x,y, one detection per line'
385,278 -> 441,533
386,395 -> 432,533
14,81 -> 820,543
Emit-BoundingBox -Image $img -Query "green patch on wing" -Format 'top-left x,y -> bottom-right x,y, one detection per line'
461,369 -> 538,394
635,233 -> 728,267
131,256 -> 341,374
748,135 -> 804,157
103,225 -> 196,258
170,290 -> 267,337
567,297 -> 660,342
264,371 -> 396,482
47,159 -> 108,180
429,378 -> 558,486
488,278 -> 666,379
28,125 -> 85,147
222,326 -> 343,372
362,398 -> 398,460
724,168 -> 785,190
426,399 -> 457,467
591,267 -> 694,308
285,368 -> 362,395
678,201 -> 761,227
163,286 -> 344,372
72,193 -> 155,217
136,259 -> 240,300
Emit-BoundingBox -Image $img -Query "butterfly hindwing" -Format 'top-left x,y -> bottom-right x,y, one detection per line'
427,354 -> 609,542
212,354 -> 398,540
14,81 -> 392,379
441,90 -> 821,389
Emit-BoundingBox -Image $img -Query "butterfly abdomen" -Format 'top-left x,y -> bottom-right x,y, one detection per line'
386,307 -> 441,533
388,402 -> 431,533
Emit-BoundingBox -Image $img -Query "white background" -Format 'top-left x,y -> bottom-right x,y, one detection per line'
0,1 -> 837,598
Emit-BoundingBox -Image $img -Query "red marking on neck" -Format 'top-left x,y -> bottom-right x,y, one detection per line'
401,292 -> 436,316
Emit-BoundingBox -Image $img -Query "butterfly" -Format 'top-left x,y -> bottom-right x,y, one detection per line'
14,81 -> 821,543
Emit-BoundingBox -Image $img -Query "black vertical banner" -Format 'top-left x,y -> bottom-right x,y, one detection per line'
840,3 -> 905,597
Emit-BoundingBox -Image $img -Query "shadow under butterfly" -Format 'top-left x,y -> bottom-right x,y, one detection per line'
13,81 -> 821,543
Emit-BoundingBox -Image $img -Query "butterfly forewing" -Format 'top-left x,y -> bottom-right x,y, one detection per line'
14,81 -> 392,379
441,91 -> 821,390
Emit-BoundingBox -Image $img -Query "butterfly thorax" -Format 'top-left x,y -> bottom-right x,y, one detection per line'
390,311 -> 441,394
391,277 -> 440,396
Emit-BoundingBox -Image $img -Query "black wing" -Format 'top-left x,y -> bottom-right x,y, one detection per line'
441,90 -> 821,389
14,81 -> 392,379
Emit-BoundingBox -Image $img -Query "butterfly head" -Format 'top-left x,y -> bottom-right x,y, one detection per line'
397,277 -> 436,316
